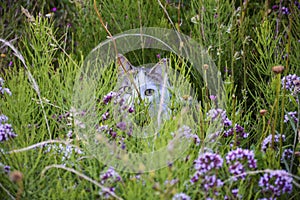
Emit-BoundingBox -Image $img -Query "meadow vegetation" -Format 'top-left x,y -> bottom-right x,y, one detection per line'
0,0 -> 300,199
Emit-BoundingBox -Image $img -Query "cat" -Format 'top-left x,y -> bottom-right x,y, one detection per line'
116,54 -> 171,121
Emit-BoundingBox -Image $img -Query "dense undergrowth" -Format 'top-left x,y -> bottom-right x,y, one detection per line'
1,0 -> 300,199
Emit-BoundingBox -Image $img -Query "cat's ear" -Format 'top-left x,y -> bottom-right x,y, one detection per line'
116,54 -> 134,74
150,58 -> 169,75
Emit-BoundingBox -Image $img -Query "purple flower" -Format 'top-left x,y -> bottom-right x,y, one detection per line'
202,174 -> 224,191
102,112 -> 110,121
209,95 -> 217,101
172,193 -> 191,200
99,187 -> 116,199
4,165 -> 10,173
295,1 -> 300,9
259,170 -> 293,197
261,134 -> 286,152
272,5 -> 279,10
207,108 -> 232,127
100,167 -> 122,185
128,107 -> 134,113
282,74 -> 300,94
223,124 -> 248,139
281,149 -> 293,161
224,188 -> 241,199
284,111 -> 298,124
116,122 -> 127,131
51,7 -> 57,12
193,152 -> 223,174
281,7 -> 290,15
103,91 -> 118,104
226,148 -> 257,180
0,122 -> 17,142
0,77 -> 12,96
178,125 -> 200,146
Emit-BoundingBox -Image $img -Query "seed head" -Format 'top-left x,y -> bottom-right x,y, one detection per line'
272,65 -> 284,74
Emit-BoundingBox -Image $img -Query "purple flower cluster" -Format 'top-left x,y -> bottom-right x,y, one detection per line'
202,174 -> 224,192
0,77 -> 12,96
281,148 -> 293,161
172,193 -> 191,200
100,167 -> 122,185
224,188 -> 241,200
284,111 -> 298,124
178,125 -> 200,146
272,5 -> 290,15
99,167 -> 122,199
44,143 -> 83,162
226,148 -> 257,180
103,91 -> 118,104
296,1 -> 300,9
281,74 -> 300,95
224,124 -> 248,138
0,114 -> 17,142
207,108 -> 232,127
261,134 -> 286,152
223,124 -> 249,145
207,108 -> 248,145
98,91 -> 135,140
190,152 -> 224,197
193,152 -> 223,174
259,170 -> 293,197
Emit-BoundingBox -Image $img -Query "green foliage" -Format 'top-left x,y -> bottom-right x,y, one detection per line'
1,0 -> 300,199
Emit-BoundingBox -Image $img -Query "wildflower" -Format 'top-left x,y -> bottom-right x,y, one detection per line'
202,174 -> 224,191
51,7 -> 57,12
103,91 -> 118,104
100,167 -> 122,185
178,125 -> 200,146
67,130 -> 73,138
102,112 -> 110,121
295,1 -> 300,9
261,134 -> 286,152
44,143 -> 83,161
164,178 -> 179,186
0,163 -> 10,174
99,187 -> 116,199
193,152 -> 223,174
281,74 -> 300,93
209,95 -> 217,101
284,111 -> 298,124
116,121 -> 127,131
259,170 -> 293,197
281,149 -> 293,161
224,188 -> 242,199
207,108 -> 232,127
0,116 -> 17,142
172,193 -> 191,200
128,107 -> 134,113
226,148 -> 257,180
223,124 -> 248,139
0,77 -> 12,96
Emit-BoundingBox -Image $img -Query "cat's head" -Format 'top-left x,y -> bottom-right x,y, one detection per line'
116,54 -> 170,118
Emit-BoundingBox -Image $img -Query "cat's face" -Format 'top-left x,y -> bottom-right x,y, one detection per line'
116,54 -> 170,118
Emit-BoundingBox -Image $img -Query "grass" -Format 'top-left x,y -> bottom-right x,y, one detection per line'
1,0 -> 300,199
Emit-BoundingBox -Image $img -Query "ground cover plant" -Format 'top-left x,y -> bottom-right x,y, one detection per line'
1,0 -> 300,199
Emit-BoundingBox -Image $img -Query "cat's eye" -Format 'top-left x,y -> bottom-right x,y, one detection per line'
144,89 -> 155,96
